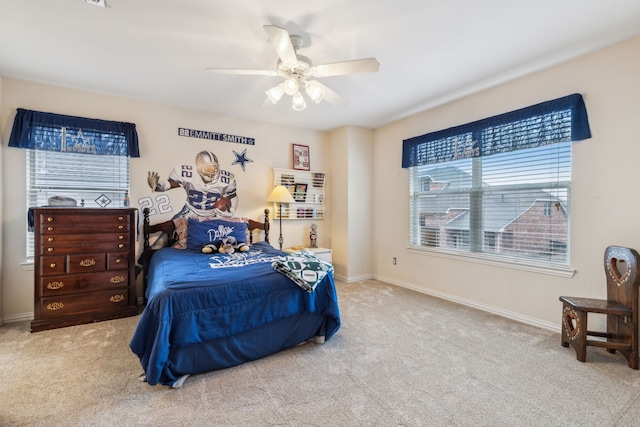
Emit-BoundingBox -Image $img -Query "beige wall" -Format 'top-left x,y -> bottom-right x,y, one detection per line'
373,36 -> 640,330
0,78 -> 330,320
329,126 -> 374,281
345,126 -> 373,280
329,127 -> 349,278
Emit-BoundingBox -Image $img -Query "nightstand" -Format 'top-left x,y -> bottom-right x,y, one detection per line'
285,247 -> 332,264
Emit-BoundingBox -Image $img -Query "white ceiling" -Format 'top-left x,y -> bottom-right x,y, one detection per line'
1,0 -> 639,132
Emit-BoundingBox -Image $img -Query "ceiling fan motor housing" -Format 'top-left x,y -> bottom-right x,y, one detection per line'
277,53 -> 312,96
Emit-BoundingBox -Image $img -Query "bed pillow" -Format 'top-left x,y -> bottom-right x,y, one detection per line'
186,217 -> 249,250
172,216 -> 247,249
171,218 -> 189,249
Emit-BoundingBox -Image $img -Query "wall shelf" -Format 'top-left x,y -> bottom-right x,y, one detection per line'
273,168 -> 325,220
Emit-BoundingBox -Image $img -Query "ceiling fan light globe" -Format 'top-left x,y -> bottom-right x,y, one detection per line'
292,92 -> 306,111
305,84 -> 325,104
266,84 -> 284,104
283,77 -> 299,96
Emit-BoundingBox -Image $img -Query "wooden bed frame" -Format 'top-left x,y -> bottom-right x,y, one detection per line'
139,208 -> 270,302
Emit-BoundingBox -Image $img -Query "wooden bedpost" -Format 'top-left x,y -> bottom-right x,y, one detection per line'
143,208 -> 151,250
247,208 -> 270,244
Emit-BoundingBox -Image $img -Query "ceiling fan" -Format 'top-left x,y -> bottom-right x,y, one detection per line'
205,25 -> 380,111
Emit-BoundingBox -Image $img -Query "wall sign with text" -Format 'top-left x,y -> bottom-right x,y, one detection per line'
178,128 -> 255,145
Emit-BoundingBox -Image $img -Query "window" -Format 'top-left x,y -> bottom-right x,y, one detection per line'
8,108 -> 139,259
26,149 -> 130,258
403,94 -> 591,267
409,143 -> 570,263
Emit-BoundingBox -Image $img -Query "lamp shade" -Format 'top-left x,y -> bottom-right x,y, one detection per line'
267,185 -> 296,204
305,82 -> 325,104
266,84 -> 284,104
283,77 -> 299,96
292,92 -> 306,111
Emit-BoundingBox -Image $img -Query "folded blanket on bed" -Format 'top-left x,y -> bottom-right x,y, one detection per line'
272,250 -> 333,292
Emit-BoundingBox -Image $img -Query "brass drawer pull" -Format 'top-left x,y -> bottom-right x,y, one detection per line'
118,225 -> 124,230
46,302 -> 64,311
47,281 -> 64,290
115,258 -> 122,264
47,247 -> 54,252
47,226 -> 54,232
118,244 -> 124,249
118,216 -> 124,221
50,263 -> 56,269
110,276 -> 125,284
118,235 -> 124,240
47,237 -> 54,242
110,295 -> 125,303
47,217 -> 54,222
79,259 -> 96,267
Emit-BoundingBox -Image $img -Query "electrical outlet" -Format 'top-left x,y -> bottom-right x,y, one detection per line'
392,257 -> 397,265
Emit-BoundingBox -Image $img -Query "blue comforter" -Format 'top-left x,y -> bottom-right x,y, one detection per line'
129,242 -> 340,386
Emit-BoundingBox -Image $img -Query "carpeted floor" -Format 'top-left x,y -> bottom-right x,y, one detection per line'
1,279 -> 640,426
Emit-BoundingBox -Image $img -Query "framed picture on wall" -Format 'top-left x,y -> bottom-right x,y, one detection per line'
292,144 -> 310,171
293,183 -> 308,202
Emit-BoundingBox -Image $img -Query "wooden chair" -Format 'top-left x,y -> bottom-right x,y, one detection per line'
559,245 -> 640,369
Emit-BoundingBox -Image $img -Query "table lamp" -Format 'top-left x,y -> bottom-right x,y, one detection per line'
267,185 -> 296,250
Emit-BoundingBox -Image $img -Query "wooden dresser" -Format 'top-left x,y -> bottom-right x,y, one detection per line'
31,207 -> 138,332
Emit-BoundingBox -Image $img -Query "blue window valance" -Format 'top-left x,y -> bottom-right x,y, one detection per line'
8,108 -> 140,157
402,93 -> 591,168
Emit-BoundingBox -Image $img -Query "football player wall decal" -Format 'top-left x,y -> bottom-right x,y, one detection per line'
147,150 -> 239,219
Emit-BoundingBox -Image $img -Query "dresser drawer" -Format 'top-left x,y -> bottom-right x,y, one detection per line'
67,253 -> 107,273
38,290 -> 132,318
108,252 -> 130,270
38,213 -> 130,235
41,232 -> 130,244
40,270 -> 129,296
39,256 -> 67,276
40,238 -> 130,254
40,222 -> 130,235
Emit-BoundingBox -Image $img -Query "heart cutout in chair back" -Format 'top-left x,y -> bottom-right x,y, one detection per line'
609,256 -> 629,284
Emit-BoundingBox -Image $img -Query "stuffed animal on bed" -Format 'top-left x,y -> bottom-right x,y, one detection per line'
201,242 -> 218,254
218,236 -> 249,254
201,236 -> 249,254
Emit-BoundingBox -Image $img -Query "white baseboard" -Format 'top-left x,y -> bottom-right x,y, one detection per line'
334,273 -> 374,283
2,312 -> 34,324
374,274 -> 561,334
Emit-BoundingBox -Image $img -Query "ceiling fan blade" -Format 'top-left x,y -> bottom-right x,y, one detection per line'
205,68 -> 279,76
311,58 -> 380,77
306,81 -> 348,106
263,25 -> 298,66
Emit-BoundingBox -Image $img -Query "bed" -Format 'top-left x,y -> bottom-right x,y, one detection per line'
129,208 -> 341,388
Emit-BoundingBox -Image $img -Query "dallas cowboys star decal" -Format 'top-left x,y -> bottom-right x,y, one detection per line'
231,149 -> 253,171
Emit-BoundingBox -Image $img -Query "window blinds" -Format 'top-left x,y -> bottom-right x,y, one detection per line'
406,94 -> 586,266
